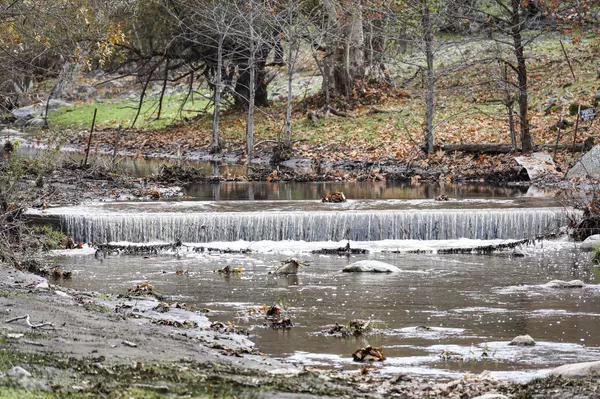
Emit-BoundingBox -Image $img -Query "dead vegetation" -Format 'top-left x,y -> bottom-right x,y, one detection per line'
325,319 -> 373,338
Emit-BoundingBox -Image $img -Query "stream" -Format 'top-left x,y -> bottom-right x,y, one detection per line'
34,180 -> 600,381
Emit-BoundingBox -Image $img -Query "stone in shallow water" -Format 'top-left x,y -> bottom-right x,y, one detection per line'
549,360 -> 600,378
508,334 -> 536,346
545,280 -> 585,288
342,260 -> 400,273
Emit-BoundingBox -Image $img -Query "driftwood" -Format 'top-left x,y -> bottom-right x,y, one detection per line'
395,233 -> 561,255
442,143 -> 587,154
312,243 -> 368,255
96,241 -> 251,255
97,241 -> 182,255
5,315 -> 55,329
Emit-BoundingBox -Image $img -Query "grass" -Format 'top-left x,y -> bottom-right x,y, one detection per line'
592,243 -> 600,263
49,92 -> 211,130
34,225 -> 67,251
38,31 -> 600,173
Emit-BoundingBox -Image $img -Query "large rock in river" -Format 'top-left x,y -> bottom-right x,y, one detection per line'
342,260 -> 400,273
508,334 -> 536,346
580,234 -> 600,251
567,144 -> 600,179
549,360 -> 600,378
544,280 -> 585,288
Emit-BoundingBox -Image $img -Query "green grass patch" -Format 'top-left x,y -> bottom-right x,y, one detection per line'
49,93 -> 211,130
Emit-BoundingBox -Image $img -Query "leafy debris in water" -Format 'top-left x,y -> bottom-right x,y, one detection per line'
215,265 -> 243,274
352,346 -> 386,362
325,319 -> 373,338
209,321 -> 249,335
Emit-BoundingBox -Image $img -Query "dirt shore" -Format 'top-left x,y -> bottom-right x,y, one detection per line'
1,264 -> 600,398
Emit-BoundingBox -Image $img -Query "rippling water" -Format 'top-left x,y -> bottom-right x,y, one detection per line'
50,238 -> 600,381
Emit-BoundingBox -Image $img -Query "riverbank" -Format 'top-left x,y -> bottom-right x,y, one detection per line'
2,263 -> 599,398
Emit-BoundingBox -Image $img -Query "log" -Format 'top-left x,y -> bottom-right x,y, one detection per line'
442,144 -> 515,154
442,143 -> 587,154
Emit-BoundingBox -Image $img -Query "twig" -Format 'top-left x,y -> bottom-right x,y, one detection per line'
5,314 -> 55,329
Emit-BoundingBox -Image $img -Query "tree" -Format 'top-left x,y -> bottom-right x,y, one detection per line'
469,0 -> 543,153
322,0 -> 366,98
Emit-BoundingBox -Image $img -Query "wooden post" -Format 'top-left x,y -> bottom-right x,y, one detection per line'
559,40 -> 576,81
111,125 -> 121,171
572,105 -> 581,153
553,122 -> 562,162
83,108 -> 97,167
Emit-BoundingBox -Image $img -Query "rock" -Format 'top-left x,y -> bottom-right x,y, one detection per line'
1,128 -> 24,137
12,104 -> 40,119
274,258 -> 308,275
8,366 -> 31,379
45,99 -> 72,112
471,394 -> 509,399
580,234 -> 600,251
567,144 -> 600,179
545,280 -> 585,288
27,118 -> 45,127
508,334 -> 536,346
549,360 -> 600,378
342,260 -> 401,273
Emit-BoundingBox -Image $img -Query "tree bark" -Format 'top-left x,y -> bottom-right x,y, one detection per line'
510,0 -> 533,153
212,37 -> 223,154
246,1 -> 256,157
323,0 -> 365,96
423,1 -> 435,154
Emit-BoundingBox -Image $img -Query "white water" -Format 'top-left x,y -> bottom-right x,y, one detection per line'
42,205 -> 568,243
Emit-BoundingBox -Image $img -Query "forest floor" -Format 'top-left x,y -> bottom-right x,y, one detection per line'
1,264 -> 600,399
16,32 -> 596,184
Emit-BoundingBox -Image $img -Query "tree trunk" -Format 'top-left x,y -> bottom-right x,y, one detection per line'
285,44 -> 294,149
510,0 -> 533,153
246,2 -> 256,157
324,0 -> 365,96
212,38 -> 223,154
423,1 -> 435,154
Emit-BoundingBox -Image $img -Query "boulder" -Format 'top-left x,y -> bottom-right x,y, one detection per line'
27,118 -> 45,127
11,99 -> 72,120
549,360 -> 600,378
342,260 -> 400,273
7,366 -> 31,379
580,234 -> 600,251
12,104 -> 39,119
45,99 -> 72,111
545,280 -> 585,288
567,144 -> 600,179
508,334 -> 536,346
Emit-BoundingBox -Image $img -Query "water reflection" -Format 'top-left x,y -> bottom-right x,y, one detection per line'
183,181 -> 548,201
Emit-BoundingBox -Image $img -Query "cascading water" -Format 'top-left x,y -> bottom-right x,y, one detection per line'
50,206 -> 567,243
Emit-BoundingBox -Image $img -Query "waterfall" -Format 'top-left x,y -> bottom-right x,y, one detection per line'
56,208 -> 567,243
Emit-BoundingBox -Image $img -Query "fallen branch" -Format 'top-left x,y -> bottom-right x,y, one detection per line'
442,143 -> 588,154
5,314 -> 55,329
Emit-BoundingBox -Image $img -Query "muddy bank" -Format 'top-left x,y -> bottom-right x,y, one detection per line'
16,128 -> 541,184
1,264 -> 599,398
